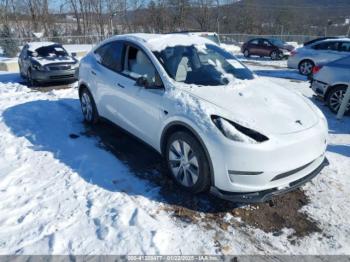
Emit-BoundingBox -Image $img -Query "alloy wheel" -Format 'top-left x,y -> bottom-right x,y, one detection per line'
299,61 -> 313,75
244,49 -> 249,58
168,139 -> 199,187
329,89 -> 350,113
81,92 -> 93,122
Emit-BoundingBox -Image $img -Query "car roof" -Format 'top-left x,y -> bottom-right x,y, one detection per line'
100,33 -> 215,52
311,38 -> 350,45
26,42 -> 59,52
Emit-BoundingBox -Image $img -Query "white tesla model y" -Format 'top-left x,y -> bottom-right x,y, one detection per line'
78,33 -> 328,202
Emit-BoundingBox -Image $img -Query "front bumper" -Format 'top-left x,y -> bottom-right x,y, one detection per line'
310,79 -> 329,98
32,68 -> 77,82
205,117 -> 328,193
210,157 -> 329,203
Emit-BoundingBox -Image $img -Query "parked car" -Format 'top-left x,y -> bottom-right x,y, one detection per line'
288,38 -> 350,75
241,38 -> 294,60
311,55 -> 350,114
18,42 -> 79,85
78,33 -> 328,202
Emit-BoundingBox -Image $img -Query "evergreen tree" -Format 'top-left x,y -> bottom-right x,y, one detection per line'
0,25 -> 19,58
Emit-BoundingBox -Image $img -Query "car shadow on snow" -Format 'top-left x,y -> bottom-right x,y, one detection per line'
3,98 -> 327,238
2,98 -> 238,213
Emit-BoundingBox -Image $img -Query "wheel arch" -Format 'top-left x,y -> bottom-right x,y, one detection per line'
325,83 -> 348,101
160,121 -> 215,185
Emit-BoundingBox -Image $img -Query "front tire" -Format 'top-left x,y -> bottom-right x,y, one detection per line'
165,131 -> 210,193
298,60 -> 314,75
326,85 -> 350,114
79,88 -> 99,124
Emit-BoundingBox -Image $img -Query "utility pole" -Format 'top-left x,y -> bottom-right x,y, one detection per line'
337,85 -> 350,120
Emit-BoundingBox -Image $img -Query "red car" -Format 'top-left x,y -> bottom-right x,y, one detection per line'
241,38 -> 295,60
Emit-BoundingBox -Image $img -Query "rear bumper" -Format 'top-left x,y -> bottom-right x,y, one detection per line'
32,69 -> 77,82
210,157 -> 329,203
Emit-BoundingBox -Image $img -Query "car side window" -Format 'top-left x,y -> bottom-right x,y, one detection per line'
250,39 -> 259,45
122,45 -> 163,88
313,42 -> 338,51
261,40 -> 271,47
338,42 -> 350,52
94,41 -> 123,72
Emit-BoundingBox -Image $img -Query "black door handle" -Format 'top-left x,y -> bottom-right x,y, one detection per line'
117,83 -> 125,88
91,70 -> 96,75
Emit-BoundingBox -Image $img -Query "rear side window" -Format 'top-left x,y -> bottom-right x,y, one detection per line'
249,39 -> 259,45
313,41 -> 339,51
95,41 -> 124,72
338,42 -> 350,52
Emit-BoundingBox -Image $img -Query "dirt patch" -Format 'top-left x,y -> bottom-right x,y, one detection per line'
82,120 -> 321,239
233,189 -> 321,237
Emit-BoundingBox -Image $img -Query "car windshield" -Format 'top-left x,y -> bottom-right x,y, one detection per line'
154,44 -> 254,86
270,39 -> 286,47
34,45 -> 69,58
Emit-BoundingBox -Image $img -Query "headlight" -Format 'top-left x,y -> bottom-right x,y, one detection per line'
32,62 -> 46,71
211,115 -> 269,143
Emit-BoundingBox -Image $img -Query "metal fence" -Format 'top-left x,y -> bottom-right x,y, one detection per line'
0,33 -> 341,58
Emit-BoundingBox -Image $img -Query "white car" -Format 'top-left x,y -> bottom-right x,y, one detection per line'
78,33 -> 328,202
288,38 -> 350,75
311,55 -> 350,114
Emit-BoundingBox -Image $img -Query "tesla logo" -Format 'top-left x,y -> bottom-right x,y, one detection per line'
295,120 -> 303,125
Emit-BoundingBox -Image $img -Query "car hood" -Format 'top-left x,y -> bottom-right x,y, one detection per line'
180,79 -> 319,135
32,56 -> 77,66
281,44 -> 295,51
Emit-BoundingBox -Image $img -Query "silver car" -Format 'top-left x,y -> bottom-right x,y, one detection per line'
288,38 -> 350,75
18,42 -> 79,86
311,55 -> 350,114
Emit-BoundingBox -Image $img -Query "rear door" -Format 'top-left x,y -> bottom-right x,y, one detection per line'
260,39 -> 274,56
312,41 -> 343,64
248,39 -> 260,55
92,41 -> 125,123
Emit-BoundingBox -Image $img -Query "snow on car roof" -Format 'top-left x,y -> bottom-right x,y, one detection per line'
108,33 -> 215,52
27,42 -> 58,51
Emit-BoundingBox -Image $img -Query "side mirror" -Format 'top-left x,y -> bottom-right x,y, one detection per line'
32,51 -> 38,57
136,76 -> 148,87
71,52 -> 77,57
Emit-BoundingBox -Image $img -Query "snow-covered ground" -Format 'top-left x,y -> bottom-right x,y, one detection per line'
0,59 -> 349,255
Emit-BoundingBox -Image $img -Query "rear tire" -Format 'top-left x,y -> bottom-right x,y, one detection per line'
243,49 -> 250,58
165,131 -> 210,194
298,60 -> 314,75
326,85 -> 350,114
79,88 -> 99,124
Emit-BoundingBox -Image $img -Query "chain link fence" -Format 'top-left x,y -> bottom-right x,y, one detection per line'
0,33 -> 336,58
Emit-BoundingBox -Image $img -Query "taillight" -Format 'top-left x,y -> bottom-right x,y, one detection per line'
312,65 -> 323,75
